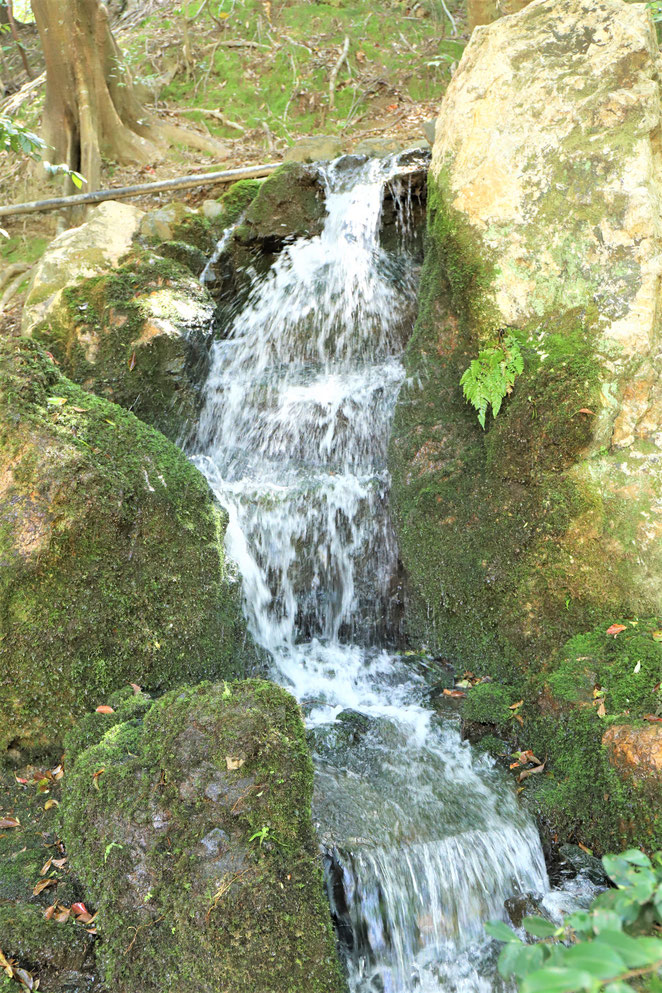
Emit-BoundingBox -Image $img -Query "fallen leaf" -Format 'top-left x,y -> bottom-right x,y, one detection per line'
226,756 -> 245,771
46,396 -> 67,406
71,902 -> 88,916
633,661 -> 641,674
15,966 -> 36,990
518,761 -> 545,782
92,768 -> 106,790
577,408 -> 596,415
71,406 -> 88,413
509,700 -> 524,710
40,858 -> 52,875
578,842 -> 593,855
606,623 -> 626,636
652,630 -> 662,642
0,817 -> 20,829
596,701 -> 606,718
0,949 -> 12,977
95,705 -> 115,714
33,877 -> 57,896
54,907 -> 71,923
51,765 -> 64,780
43,905 -> 55,920
442,688 -> 466,699
128,351 -> 136,371
14,777 -> 28,785
514,713 -> 524,725
643,714 -> 662,722
44,799 -> 59,811
455,679 -> 472,689
129,682 -> 142,694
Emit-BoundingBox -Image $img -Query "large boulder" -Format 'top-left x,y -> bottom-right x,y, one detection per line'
23,203 -> 217,442
0,338 -> 252,754
390,0 -> 662,678
60,680 -> 346,993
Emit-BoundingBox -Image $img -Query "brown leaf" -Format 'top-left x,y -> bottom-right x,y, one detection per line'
578,842 -> 593,855
509,700 -> 524,710
514,713 -> 524,725
442,689 -> 466,699
596,701 -> 606,718
577,408 -> 596,415
71,406 -> 88,413
0,948 -> 13,977
52,858 -> 67,869
43,905 -> 55,920
606,623 -> 626,636
54,908 -> 71,923
33,878 -> 57,896
128,351 -> 136,371
518,762 -> 546,782
643,714 -> 662,722
95,705 -> 115,714
129,682 -> 142,694
51,765 -> 64,781
44,798 -> 59,811
0,817 -> 20,829
40,858 -> 52,876
71,903 -> 88,917
14,776 -> 28,784
92,768 -> 106,790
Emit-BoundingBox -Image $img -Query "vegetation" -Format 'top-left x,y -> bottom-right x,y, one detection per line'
487,849 -> 662,993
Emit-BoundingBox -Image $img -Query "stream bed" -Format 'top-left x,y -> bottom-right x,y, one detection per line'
191,153 -> 573,993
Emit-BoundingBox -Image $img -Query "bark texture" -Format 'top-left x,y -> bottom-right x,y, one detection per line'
31,0 -> 155,191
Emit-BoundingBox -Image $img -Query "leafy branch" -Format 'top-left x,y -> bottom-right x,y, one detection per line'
487,849 -> 662,993
460,332 -> 523,429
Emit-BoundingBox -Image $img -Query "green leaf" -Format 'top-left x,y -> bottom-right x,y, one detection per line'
563,942 -> 626,979
595,931 -> 662,969
620,850 -> 652,868
523,916 -> 560,938
46,396 -> 68,406
498,941 -> 546,980
520,966 -> 594,993
604,983 -> 636,993
485,920 -> 518,942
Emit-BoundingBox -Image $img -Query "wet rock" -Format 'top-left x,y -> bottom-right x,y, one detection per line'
284,135 -> 344,163
0,338 -> 251,752
559,844 -> 609,887
234,162 -> 326,250
156,239 -> 209,276
60,680 -> 346,993
504,893 -> 544,929
138,201 -> 195,244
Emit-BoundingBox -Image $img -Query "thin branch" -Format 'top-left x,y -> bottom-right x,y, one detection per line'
329,35 -> 350,111
6,0 -> 32,79
0,266 -> 32,312
178,107 -> 245,132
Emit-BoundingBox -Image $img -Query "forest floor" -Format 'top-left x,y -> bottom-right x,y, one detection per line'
0,0 -> 466,328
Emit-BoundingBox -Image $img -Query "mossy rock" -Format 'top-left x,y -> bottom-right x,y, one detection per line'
31,250 -> 214,443
60,680 -> 346,993
462,682 -> 515,729
215,178 -> 262,228
0,338 -> 254,753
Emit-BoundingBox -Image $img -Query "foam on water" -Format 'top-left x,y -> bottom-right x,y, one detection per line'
191,152 -> 549,992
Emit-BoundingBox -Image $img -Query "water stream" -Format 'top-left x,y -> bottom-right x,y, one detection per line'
191,154 -> 550,993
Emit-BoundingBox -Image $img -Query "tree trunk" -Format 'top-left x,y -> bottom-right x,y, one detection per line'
30,0 -> 156,192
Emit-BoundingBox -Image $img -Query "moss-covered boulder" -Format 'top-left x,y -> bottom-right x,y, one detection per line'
22,203 -> 217,442
390,0 -> 662,679
0,338 -> 252,754
60,680 -> 346,993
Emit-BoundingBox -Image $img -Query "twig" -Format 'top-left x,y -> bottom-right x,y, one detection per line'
329,36 -> 350,111
179,107 -> 245,132
261,120 -> 275,154
437,0 -> 458,36
6,1 -> 32,80
125,915 -> 165,955
217,39 -> 270,50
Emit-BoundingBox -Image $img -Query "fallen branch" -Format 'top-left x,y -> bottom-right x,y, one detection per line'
178,107 -> 245,132
0,266 -> 32,312
329,36 -> 350,111
218,39 -> 270,49
0,70 -> 45,115
0,163 -> 281,218
0,262 -> 31,293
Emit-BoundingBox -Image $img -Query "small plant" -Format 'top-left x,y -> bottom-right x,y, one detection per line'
487,848 -> 662,993
460,332 -> 523,429
248,825 -> 270,847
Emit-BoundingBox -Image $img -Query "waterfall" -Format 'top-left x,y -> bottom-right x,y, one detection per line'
191,153 -> 549,993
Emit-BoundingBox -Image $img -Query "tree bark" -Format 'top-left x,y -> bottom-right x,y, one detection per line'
30,0 -> 156,192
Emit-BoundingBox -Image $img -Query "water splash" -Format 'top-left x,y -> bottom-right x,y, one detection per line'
191,151 -> 549,992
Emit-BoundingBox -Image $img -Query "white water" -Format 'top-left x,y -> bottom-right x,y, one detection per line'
191,154 -> 549,993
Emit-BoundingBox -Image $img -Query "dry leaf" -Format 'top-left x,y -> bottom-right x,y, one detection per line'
0,949 -> 14,977
95,705 -> 114,714
40,858 -> 53,876
606,623 -> 626,636
129,682 -> 142,694
578,842 -> 593,855
128,351 -> 136,371
44,798 -> 59,811
0,817 -> 20,829
577,408 -> 596,415
652,630 -> 662,642
442,689 -> 466,699
509,700 -> 524,710
33,878 -> 57,896
596,701 -> 606,718
71,902 -> 88,917
518,761 -> 545,782
643,714 -> 662,722
226,756 -> 245,771
92,768 -> 106,790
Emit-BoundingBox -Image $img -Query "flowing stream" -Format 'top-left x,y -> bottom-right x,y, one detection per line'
191,154 -> 550,993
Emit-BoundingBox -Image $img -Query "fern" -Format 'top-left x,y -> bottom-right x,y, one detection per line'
460,334 -> 523,429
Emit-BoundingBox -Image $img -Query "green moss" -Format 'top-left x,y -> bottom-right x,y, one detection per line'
0,904 -> 94,973
155,239 -> 208,275
0,337 -> 254,752
217,179 -> 262,227
60,680 -> 346,993
32,250 -> 211,441
462,683 -> 515,728
171,212 -> 215,253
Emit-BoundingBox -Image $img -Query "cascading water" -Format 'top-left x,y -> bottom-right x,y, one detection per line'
191,153 -> 549,993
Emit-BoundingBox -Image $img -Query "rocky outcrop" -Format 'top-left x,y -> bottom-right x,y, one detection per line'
22,202 -> 218,442
390,0 -> 662,679
0,338 -> 252,753
603,723 -> 662,781
60,681 -> 346,993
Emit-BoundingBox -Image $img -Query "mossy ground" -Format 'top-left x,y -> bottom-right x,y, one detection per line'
60,680 -> 346,993
0,337 -> 253,753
